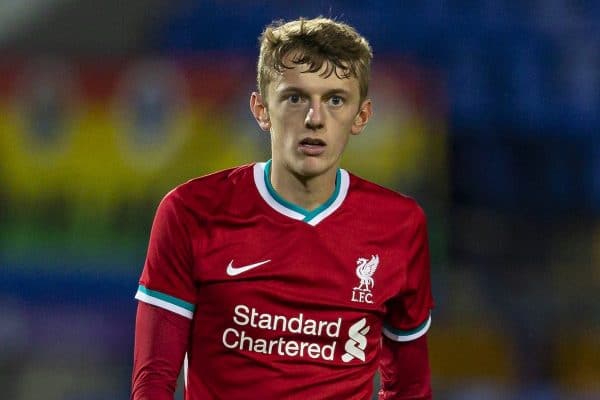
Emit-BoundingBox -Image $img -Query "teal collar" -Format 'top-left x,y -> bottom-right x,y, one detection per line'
253,160 -> 350,226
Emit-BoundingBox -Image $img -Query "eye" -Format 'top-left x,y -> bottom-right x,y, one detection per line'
288,94 -> 302,104
328,95 -> 344,107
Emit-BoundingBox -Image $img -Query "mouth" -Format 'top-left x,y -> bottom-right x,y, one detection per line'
299,137 -> 326,147
298,137 -> 326,156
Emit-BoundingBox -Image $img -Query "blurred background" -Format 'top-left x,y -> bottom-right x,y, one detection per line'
0,1 -> 598,399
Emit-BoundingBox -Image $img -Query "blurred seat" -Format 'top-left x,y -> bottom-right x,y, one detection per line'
429,321 -> 515,385
555,327 -> 600,394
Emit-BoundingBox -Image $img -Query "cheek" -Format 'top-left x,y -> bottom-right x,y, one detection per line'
334,134 -> 351,150
267,119 -> 293,148
270,110 -> 303,135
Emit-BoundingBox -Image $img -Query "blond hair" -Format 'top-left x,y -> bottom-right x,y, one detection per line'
257,17 -> 373,103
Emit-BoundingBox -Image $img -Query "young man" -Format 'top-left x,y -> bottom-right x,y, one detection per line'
132,17 -> 434,400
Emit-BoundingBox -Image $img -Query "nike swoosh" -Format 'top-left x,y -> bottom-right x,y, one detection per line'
226,259 -> 271,276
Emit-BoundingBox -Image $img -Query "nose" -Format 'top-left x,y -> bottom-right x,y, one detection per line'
305,102 -> 324,130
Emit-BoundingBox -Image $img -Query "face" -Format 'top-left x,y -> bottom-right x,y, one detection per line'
250,58 -> 372,182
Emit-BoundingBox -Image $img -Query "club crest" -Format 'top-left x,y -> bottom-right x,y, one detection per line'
351,255 -> 379,304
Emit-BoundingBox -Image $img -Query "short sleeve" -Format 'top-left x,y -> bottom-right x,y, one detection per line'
383,205 -> 434,342
135,190 -> 196,319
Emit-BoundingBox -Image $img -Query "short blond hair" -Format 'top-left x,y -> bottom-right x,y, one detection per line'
257,17 -> 373,103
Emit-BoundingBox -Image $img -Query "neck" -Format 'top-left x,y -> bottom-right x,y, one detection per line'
269,162 -> 338,212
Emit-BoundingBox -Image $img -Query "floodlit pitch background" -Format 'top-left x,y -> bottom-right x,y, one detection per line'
0,1 -> 598,399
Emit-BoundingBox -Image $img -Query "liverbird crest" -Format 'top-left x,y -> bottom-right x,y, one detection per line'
354,255 -> 379,292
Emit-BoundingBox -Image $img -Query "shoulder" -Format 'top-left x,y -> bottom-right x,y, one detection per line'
346,171 -> 426,222
160,163 -> 255,213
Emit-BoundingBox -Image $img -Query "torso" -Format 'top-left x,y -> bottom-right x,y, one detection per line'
172,162 -> 421,399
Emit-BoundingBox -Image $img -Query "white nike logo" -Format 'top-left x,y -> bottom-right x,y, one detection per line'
226,259 -> 271,276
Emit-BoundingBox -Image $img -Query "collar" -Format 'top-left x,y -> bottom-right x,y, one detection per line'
253,160 -> 349,226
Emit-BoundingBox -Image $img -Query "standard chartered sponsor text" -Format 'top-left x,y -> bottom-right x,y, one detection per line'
222,304 -> 341,360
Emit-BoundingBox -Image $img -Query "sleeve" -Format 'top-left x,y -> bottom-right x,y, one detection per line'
378,335 -> 432,400
131,302 -> 191,400
379,205 -> 434,399
382,205 -> 433,342
134,191 -> 196,319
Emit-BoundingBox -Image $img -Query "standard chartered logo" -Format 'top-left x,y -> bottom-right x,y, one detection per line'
341,318 -> 370,362
222,305 -> 370,363
222,304 -> 341,360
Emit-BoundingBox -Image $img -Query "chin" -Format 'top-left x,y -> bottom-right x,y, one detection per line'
294,157 -> 333,178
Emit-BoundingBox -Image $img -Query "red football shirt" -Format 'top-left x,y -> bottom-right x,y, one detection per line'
135,161 -> 433,399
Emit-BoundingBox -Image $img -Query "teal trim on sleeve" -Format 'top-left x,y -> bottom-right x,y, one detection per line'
137,285 -> 195,312
384,312 -> 431,336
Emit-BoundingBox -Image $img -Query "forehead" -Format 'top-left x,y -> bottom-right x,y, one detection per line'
269,59 -> 360,97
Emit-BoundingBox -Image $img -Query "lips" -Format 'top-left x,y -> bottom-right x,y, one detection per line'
300,137 -> 326,146
298,137 -> 326,156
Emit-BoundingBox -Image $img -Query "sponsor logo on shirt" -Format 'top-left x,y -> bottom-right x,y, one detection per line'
221,304 -> 370,363
341,318 -> 370,362
351,255 -> 379,304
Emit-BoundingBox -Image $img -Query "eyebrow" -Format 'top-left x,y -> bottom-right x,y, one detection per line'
276,86 -> 352,98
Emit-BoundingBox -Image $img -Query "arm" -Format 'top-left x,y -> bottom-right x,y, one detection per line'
131,302 -> 191,400
131,191 -> 196,399
378,335 -> 432,400
380,204 -> 434,399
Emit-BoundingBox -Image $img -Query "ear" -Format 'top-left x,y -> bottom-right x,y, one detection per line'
351,99 -> 372,135
250,92 -> 271,132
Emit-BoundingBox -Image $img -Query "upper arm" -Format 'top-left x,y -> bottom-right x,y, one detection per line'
135,191 -> 197,319
383,206 -> 434,343
132,191 -> 197,399
379,206 -> 434,399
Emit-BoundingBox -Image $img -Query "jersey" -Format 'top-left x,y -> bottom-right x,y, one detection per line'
135,161 -> 434,400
